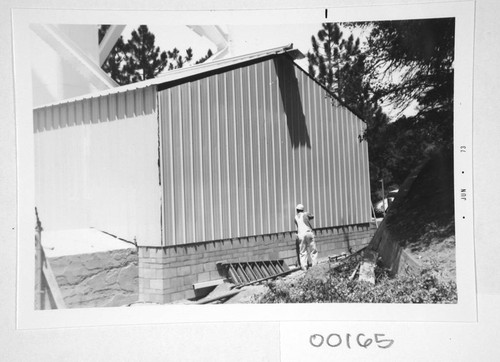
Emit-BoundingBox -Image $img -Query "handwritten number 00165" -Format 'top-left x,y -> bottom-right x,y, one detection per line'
310,333 -> 394,349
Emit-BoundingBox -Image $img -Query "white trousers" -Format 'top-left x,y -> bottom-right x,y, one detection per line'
298,231 -> 318,270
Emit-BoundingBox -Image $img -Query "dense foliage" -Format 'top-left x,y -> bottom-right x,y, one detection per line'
257,258 -> 457,304
307,19 -> 455,202
99,25 -> 213,86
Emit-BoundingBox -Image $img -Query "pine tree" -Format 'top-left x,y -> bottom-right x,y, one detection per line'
121,25 -> 169,83
307,24 -> 372,118
99,25 -> 213,86
365,18 -> 455,149
307,23 -> 393,201
307,19 -> 455,200
101,35 -> 129,85
195,49 -> 213,65
307,23 -> 344,93
98,25 -> 110,44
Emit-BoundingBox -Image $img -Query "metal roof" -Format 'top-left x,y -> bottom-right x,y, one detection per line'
34,44 -> 304,110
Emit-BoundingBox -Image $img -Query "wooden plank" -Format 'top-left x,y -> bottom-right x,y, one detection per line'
358,250 -> 378,284
349,262 -> 361,281
193,279 -> 226,290
193,279 -> 226,299
35,209 -> 43,310
41,247 -> 66,309
196,289 -> 241,304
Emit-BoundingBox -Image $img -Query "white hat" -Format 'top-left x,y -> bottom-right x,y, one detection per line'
296,204 -> 304,211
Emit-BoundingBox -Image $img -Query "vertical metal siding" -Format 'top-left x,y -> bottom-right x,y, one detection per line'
162,88 -> 175,243
198,79 -> 212,240
350,112 -> 359,223
346,109 -> 354,223
321,87 -> 331,226
253,63 -> 269,234
250,65 -> 261,235
361,120 -> 371,221
227,72 -> 240,236
342,107 -> 350,224
302,71 -> 310,217
263,62 -> 274,233
191,81 -> 205,241
172,87 -> 185,242
182,83 -> 195,243
218,73 -> 231,238
242,67 -> 254,235
33,86 -> 162,245
269,61 -> 281,232
158,57 -> 371,245
233,69 -> 244,235
351,112 -> 360,222
357,115 -> 367,222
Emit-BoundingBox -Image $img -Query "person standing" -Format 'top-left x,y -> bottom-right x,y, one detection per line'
294,204 -> 318,271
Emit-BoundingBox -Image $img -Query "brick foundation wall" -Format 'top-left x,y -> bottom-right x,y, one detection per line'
138,223 -> 375,303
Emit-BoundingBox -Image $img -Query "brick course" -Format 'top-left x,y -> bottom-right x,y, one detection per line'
138,223 -> 375,303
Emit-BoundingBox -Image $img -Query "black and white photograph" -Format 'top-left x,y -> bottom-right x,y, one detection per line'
30,19 -> 459,309
6,1 -> 496,359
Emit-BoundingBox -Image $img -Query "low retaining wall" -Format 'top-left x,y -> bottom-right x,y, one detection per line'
374,227 -> 422,276
368,156 -> 431,276
48,248 -> 139,308
138,223 -> 375,303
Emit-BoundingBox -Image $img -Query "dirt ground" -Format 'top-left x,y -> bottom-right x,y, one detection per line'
409,233 -> 456,283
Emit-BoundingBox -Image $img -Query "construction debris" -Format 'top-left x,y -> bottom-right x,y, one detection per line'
358,249 -> 379,284
192,279 -> 226,299
328,253 -> 349,263
349,262 -> 361,281
195,289 -> 242,304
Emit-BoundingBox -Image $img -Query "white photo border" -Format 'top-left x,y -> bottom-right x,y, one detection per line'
13,1 -> 476,329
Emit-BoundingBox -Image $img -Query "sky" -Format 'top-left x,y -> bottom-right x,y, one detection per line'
122,23 -> 326,70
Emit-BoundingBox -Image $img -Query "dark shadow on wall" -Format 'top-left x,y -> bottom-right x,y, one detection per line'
274,56 -> 311,149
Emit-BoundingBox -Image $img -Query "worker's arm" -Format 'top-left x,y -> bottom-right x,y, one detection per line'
304,213 -> 314,229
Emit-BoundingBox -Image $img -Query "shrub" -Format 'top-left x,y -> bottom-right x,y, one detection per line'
256,262 -> 457,304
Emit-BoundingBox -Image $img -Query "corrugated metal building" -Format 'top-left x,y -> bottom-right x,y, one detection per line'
34,44 -> 371,249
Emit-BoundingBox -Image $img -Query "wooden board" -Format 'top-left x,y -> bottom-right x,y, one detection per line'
358,249 -> 378,284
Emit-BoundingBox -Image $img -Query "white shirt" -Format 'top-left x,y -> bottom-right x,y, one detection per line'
295,212 -> 314,237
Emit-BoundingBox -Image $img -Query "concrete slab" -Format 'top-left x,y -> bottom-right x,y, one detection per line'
42,228 -> 135,258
